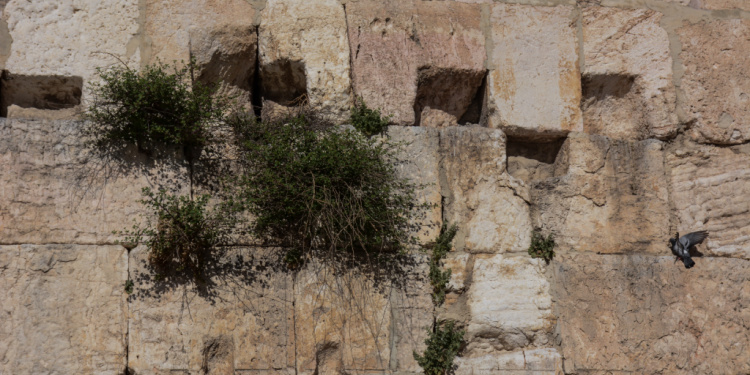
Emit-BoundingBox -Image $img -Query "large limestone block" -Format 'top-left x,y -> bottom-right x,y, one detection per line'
531,132 -> 670,254
668,139 -> 750,260
3,0 -> 139,89
259,0 -> 351,122
465,255 -> 554,355
454,348 -> 563,375
679,19 -> 750,144
294,255 -> 432,374
582,7 -> 678,140
389,126 -> 442,243
0,118 -> 188,244
347,0 -> 486,125
553,253 -> 750,374
486,4 -> 582,139
0,245 -> 128,374
667,0 -> 750,10
127,246 -> 296,374
440,127 -> 532,253
145,0 -> 257,105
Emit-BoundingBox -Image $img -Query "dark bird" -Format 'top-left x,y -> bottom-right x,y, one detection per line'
669,231 -> 709,269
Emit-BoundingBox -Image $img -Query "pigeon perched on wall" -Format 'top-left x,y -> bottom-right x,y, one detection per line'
669,231 -> 709,269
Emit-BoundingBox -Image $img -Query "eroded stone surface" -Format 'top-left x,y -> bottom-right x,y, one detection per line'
259,0 -> 351,122
0,245 -> 127,374
679,19 -> 750,144
553,253 -> 750,374
440,127 -> 532,253
347,0 -> 486,125
531,132 -> 670,254
582,7 -> 678,140
455,348 -> 562,375
3,0 -> 140,92
486,3 -> 582,139
0,118 -> 188,244
465,254 -> 554,355
127,246 -> 296,374
668,138 -> 750,260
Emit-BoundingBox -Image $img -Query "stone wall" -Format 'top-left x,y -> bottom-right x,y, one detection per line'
2,0 -> 750,374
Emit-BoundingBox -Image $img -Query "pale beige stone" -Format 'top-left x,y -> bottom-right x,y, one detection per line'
444,252 -> 471,293
347,0 -> 486,125
531,133 -> 670,254
0,245 -> 127,374
668,138 -> 750,260
259,0 -> 351,122
440,127 -> 532,253
679,19 -> 750,144
553,253 -> 750,374
582,7 -> 678,140
127,246 -> 296,374
681,0 -> 750,10
465,254 -> 554,354
0,118 -> 189,244
455,348 -> 563,375
3,0 -> 140,93
486,3 -> 582,139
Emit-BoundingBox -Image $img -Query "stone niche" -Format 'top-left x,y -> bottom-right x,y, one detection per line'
0,72 -> 82,117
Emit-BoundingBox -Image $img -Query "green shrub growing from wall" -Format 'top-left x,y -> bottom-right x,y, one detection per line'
429,223 -> 458,305
350,97 -> 390,137
528,230 -> 555,262
414,320 -> 465,375
85,61 -> 228,159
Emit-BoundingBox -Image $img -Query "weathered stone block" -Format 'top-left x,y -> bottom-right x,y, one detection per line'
486,3 -> 582,139
0,245 -> 128,374
465,254 -> 554,354
127,246 -> 296,374
440,126 -> 532,253
582,7 -> 677,140
3,0 -> 140,91
259,0 -> 351,122
679,19 -> 750,144
0,118 -> 188,244
455,348 -> 562,375
531,132 -> 670,254
553,253 -> 750,374
668,139 -> 750,260
347,0 -> 486,125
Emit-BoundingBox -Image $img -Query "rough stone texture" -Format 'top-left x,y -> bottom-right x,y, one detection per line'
3,0 -> 140,92
553,253 -> 750,374
679,19 -> 750,144
259,0 -> 351,122
486,3 -> 582,139
0,118 -> 188,244
127,246 -> 296,374
465,254 -> 554,355
668,137 -> 750,260
444,252 -> 471,293
455,348 -> 563,375
0,245 -> 128,374
389,126 -> 442,244
672,0 -> 750,10
441,127 -> 532,253
531,132 -> 670,254
145,0 -> 256,106
347,0 -> 486,125
582,7 -> 678,140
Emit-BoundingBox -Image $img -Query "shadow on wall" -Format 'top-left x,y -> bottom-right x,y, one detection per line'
0,71 -> 83,117
413,67 -> 486,127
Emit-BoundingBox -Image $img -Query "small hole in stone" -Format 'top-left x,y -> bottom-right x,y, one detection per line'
0,71 -> 83,117
506,136 -> 565,184
413,66 -> 486,127
260,58 -> 307,106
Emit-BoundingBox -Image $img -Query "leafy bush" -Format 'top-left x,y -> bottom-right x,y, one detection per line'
85,61 -> 229,159
528,230 -> 555,262
124,187 -> 237,282
124,279 -> 134,294
429,223 -> 458,305
413,320 -> 465,375
232,113 -> 421,267
350,97 -> 390,137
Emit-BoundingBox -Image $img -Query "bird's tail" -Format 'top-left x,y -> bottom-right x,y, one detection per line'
682,256 -> 695,269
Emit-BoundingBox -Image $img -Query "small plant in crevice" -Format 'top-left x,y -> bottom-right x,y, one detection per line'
84,60 -> 230,160
428,222 -> 458,306
122,187 -> 237,283
124,279 -> 134,294
413,320 -> 465,375
230,111 -> 424,270
350,97 -> 390,137
528,229 -> 555,262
